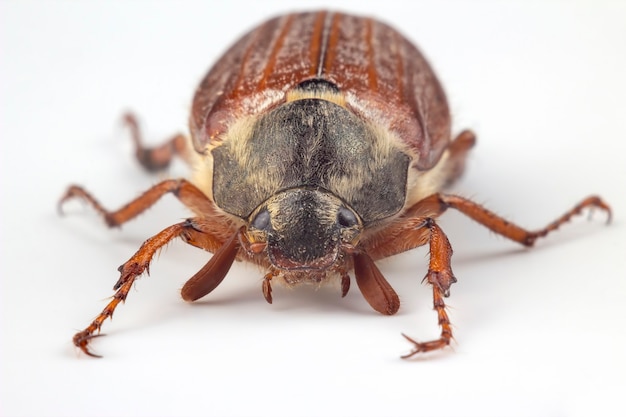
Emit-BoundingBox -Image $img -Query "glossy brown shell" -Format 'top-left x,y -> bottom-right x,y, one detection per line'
190,11 -> 450,171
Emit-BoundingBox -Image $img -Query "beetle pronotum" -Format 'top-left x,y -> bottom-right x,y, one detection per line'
60,11 -> 611,358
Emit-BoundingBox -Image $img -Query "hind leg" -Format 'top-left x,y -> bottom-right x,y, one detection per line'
123,112 -> 191,172
443,130 -> 476,187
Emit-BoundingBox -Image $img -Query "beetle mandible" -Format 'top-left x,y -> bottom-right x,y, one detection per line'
60,11 -> 611,358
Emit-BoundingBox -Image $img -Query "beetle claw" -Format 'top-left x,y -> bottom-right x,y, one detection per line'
400,333 -> 451,359
400,335 -> 423,359
73,330 -> 105,358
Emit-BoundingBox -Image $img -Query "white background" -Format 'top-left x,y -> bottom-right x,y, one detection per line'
2,1 -> 625,416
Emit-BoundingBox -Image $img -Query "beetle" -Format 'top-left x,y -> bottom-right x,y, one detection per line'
60,11 -> 611,358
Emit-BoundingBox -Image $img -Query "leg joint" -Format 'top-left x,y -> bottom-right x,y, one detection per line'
169,179 -> 185,197
419,217 -> 437,231
182,218 -> 202,232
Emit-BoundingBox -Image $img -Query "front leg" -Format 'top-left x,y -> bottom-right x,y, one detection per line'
401,219 -> 456,357
73,219 -> 239,357
59,178 -> 219,228
73,221 -> 192,357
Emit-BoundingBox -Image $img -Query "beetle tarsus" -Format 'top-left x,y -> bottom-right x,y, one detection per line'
73,330 -> 104,358
400,328 -> 452,359
432,193 -> 612,248
58,185 -> 118,227
401,266 -> 455,359
401,221 -> 456,358
518,195 -> 612,247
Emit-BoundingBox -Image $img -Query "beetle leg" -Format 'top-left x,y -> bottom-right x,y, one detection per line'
402,193 -> 611,357
353,252 -> 400,315
262,270 -> 279,304
401,219 -> 456,357
368,193 -> 611,260
123,112 -> 191,172
442,130 -> 476,187
74,219 -> 236,357
361,193 -> 610,357
340,269 -> 351,298
59,179 -> 219,228
180,229 -> 241,302
435,194 -> 612,246
74,221 -> 191,357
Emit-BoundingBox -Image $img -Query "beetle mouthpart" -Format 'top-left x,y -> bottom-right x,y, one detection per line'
248,242 -> 267,254
268,244 -> 339,271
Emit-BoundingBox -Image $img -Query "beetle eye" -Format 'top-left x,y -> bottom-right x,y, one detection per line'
251,210 -> 271,230
337,207 -> 358,228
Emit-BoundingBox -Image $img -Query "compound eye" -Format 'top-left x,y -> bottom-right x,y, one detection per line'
251,209 -> 271,230
337,207 -> 358,228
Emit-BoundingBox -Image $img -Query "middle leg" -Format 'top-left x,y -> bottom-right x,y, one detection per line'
362,192 -> 610,357
59,178 -> 220,228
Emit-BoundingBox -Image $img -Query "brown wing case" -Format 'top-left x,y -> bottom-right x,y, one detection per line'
190,11 -> 451,170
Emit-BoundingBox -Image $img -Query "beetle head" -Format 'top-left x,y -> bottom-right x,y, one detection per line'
245,188 -> 362,270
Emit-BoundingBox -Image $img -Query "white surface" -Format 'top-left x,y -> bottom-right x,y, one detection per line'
2,1 -> 625,416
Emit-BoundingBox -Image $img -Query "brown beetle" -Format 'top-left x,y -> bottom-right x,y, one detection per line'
60,11 -> 611,358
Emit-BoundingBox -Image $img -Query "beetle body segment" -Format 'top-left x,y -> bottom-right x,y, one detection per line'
211,87 -> 410,222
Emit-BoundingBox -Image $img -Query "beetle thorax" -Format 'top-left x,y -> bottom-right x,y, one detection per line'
209,90 -> 411,276
211,96 -> 411,224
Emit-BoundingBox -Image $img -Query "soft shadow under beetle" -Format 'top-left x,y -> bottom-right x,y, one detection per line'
60,11 -> 611,358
